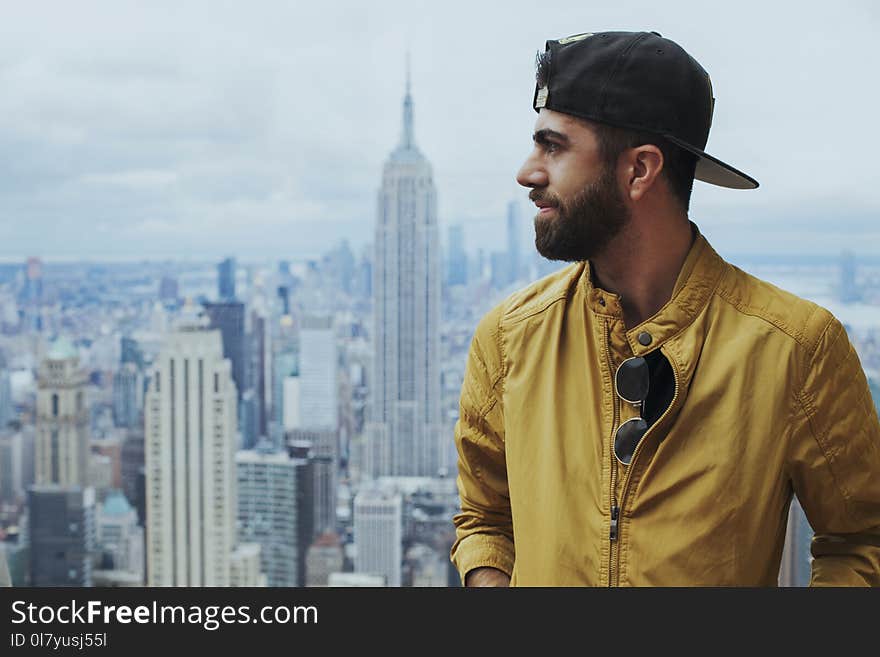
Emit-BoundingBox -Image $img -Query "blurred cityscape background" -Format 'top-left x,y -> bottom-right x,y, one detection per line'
0,2 -> 878,588
1,77 -> 879,587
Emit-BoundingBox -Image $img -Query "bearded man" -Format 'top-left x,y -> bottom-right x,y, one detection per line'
450,31 -> 880,586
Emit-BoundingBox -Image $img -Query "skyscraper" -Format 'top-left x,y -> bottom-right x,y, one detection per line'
29,485 -> 95,587
446,224 -> 468,288
144,310 -> 260,586
121,427 -> 145,527
202,301 -> 246,403
23,257 -> 43,331
113,362 -> 143,429
236,445 -> 311,586
0,430 -> 23,503
298,315 -> 339,533
368,66 -> 442,477
272,314 -> 297,432
354,488 -> 402,587
305,531 -> 344,587
0,361 -> 13,430
158,276 -> 179,304
95,490 -> 144,582
218,257 -> 236,301
35,337 -> 90,487
120,336 -> 145,370
299,316 -> 337,428
247,311 -> 267,438
239,389 -> 259,450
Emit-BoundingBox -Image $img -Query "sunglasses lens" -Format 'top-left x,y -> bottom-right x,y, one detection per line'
616,357 -> 650,403
614,417 -> 648,465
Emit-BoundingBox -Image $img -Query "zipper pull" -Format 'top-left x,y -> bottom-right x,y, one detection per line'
610,503 -> 619,541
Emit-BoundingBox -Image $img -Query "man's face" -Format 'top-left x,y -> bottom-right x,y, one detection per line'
516,109 -> 630,262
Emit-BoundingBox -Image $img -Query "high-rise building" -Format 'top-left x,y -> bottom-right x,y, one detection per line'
277,286 -> 290,316
0,363 -> 13,430
354,488 -> 402,587
120,336 -> 145,370
1,530 -> 28,586
298,316 -> 339,533
248,311 -> 267,438
202,301 -> 246,403
145,312 -> 242,586
113,362 -> 143,429
229,543 -> 266,587
320,241 -> 353,296
356,246 -> 372,301
236,446 -> 312,586
95,490 -> 144,583
158,276 -> 179,303
446,224 -> 468,288
288,428 -> 337,536
120,427 -> 145,526
0,430 -> 23,503
368,66 -> 442,477
218,257 -> 237,301
239,389 -> 259,450
272,315 -> 298,432
305,531 -> 344,587
22,257 -> 43,331
35,337 -> 90,487
299,315 -> 337,429
90,433 -> 124,491
28,485 -> 96,587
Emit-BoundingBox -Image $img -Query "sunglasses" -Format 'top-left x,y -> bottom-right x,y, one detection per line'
613,356 -> 650,465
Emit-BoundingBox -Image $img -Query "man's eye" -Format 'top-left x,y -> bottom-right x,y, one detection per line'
545,142 -> 560,153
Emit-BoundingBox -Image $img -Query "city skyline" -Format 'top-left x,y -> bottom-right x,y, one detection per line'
0,1 -> 878,261
2,4 -> 879,588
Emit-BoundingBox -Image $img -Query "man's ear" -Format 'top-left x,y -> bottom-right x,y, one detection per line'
625,145 -> 664,202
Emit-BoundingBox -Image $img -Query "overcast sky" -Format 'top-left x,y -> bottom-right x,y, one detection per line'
0,0 -> 877,261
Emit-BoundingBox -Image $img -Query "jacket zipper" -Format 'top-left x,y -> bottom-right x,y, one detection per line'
605,320 -> 620,587
611,349 -> 682,586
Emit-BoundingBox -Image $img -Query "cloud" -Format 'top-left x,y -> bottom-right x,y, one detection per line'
0,0 -> 877,259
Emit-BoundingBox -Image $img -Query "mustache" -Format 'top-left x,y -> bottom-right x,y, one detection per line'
529,190 -> 560,206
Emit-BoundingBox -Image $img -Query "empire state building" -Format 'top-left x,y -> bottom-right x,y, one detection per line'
367,69 -> 441,477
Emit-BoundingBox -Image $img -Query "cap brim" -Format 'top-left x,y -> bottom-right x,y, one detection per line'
665,134 -> 759,190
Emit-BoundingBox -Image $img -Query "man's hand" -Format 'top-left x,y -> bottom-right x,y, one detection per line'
465,567 -> 511,587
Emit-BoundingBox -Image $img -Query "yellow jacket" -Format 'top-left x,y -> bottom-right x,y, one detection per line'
451,226 -> 880,586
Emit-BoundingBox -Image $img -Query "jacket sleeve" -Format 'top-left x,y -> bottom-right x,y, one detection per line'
788,312 -> 880,586
449,303 -> 515,584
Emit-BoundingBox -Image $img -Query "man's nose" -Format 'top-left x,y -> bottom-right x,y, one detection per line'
516,154 -> 548,188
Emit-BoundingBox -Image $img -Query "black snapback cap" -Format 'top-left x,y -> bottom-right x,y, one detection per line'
534,31 -> 758,190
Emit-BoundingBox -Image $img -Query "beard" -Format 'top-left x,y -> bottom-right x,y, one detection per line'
532,165 -> 630,262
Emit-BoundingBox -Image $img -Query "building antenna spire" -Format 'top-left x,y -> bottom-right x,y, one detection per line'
400,51 -> 415,149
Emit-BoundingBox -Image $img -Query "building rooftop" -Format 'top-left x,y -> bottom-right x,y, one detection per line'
102,490 -> 133,517
47,336 -> 78,361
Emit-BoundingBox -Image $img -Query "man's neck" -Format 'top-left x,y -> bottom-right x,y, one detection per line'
590,218 -> 695,329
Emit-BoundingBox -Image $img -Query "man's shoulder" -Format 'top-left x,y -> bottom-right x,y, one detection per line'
715,262 -> 835,354
474,261 -> 586,338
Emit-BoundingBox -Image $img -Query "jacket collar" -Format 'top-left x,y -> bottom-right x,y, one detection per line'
581,221 -> 727,356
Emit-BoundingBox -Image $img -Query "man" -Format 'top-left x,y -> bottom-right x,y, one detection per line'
450,31 -> 880,586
